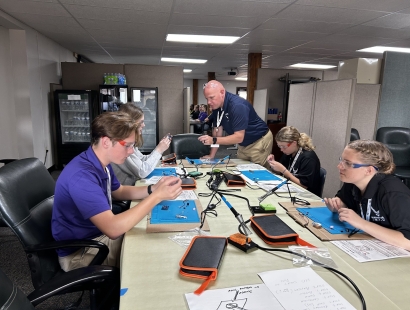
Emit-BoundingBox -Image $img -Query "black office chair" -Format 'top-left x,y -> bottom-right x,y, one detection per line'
170,133 -> 211,159
376,127 -> 410,187
0,267 -> 35,309
350,128 -> 360,141
0,158 -> 120,309
319,167 -> 327,198
0,158 -> 17,227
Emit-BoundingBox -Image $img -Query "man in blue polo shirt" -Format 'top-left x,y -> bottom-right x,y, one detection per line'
199,80 -> 273,167
52,112 -> 182,272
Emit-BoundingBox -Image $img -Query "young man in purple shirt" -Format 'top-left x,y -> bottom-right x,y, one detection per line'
52,112 -> 182,271
199,80 -> 273,167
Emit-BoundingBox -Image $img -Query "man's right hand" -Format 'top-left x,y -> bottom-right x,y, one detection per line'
152,176 -> 182,200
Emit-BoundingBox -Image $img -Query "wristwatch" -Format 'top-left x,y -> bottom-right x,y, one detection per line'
213,137 -> 217,144
147,184 -> 152,195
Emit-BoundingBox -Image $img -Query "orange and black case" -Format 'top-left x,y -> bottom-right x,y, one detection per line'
223,172 -> 246,187
181,177 -> 197,190
179,236 -> 227,295
250,214 -> 314,247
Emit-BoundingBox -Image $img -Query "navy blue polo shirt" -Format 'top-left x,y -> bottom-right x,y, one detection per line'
52,146 -> 120,257
211,92 -> 268,146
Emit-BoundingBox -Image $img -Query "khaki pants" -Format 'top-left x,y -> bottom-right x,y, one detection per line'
237,130 -> 273,169
58,234 -> 124,272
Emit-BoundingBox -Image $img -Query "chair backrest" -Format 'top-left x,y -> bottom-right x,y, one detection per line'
0,158 -> 59,288
375,127 -> 410,167
350,128 -> 360,141
0,267 -> 35,309
170,133 -> 211,159
376,127 -> 410,144
319,167 -> 327,197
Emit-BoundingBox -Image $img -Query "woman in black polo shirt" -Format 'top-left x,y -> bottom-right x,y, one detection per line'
325,140 -> 410,250
267,126 -> 321,197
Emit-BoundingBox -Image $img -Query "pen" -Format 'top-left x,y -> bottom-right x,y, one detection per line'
348,228 -> 359,238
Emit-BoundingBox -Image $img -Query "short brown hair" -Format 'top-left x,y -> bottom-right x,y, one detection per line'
91,112 -> 138,146
118,103 -> 144,147
347,140 -> 395,174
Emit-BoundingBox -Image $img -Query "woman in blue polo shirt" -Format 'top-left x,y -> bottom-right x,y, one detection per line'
325,140 -> 410,250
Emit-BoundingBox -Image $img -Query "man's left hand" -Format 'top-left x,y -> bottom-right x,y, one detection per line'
198,135 -> 211,145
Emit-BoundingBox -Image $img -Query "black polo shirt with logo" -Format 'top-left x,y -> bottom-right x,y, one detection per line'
336,173 -> 410,239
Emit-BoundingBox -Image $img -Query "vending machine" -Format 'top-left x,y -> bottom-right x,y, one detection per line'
53,90 -> 99,168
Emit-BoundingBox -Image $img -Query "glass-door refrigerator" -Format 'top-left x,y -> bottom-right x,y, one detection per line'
54,90 -> 98,168
99,84 -> 128,113
130,87 -> 159,153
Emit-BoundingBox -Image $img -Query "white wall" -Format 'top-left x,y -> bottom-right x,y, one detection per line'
196,79 -> 247,106
0,12 -> 75,167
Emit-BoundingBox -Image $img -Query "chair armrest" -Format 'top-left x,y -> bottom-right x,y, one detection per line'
27,265 -> 120,307
25,239 -> 109,266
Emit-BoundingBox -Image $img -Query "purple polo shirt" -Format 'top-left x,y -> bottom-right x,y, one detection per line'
52,146 -> 120,257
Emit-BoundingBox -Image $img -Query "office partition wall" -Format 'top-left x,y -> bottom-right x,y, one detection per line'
287,83 -> 315,136
311,79 -> 355,198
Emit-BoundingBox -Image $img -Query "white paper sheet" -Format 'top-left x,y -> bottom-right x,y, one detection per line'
185,284 -> 284,310
331,239 -> 410,263
236,163 -> 266,171
174,190 -> 198,201
259,267 -> 355,310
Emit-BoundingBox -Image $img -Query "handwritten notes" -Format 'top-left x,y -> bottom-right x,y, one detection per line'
259,267 -> 355,310
185,284 -> 284,310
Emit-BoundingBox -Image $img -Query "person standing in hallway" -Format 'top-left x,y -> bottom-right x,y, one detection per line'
198,80 -> 273,167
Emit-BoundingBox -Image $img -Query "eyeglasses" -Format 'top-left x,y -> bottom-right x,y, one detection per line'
338,157 -> 379,171
118,140 -> 135,149
277,142 -> 293,149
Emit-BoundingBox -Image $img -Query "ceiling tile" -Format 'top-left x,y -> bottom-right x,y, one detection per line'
64,4 -> 170,23
363,13 -> 410,29
336,25 -> 410,39
173,0 -> 291,17
170,13 -> 264,29
260,18 -> 351,33
59,0 -> 173,12
275,4 -> 388,24
294,0 -> 410,13
0,0 -> 70,16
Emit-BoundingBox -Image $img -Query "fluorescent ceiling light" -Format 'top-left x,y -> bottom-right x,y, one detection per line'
183,69 -> 192,73
161,57 -> 207,64
167,34 -> 240,44
235,77 -> 247,81
357,46 -> 410,53
290,63 -> 336,69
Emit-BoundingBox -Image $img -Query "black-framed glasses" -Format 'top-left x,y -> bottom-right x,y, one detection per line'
338,157 -> 379,171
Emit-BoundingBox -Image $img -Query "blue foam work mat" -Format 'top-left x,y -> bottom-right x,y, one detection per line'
296,207 -> 360,235
241,169 -> 282,182
150,200 -> 200,224
145,168 -> 177,178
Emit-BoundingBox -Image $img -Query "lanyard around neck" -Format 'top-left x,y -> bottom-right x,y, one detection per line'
359,199 -> 372,221
105,167 -> 112,210
288,147 -> 302,174
216,109 -> 224,131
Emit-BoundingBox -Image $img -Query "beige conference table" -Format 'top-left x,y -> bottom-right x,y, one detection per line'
120,160 -> 406,310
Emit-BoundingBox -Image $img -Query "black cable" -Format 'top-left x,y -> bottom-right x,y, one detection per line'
253,244 -> 366,310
